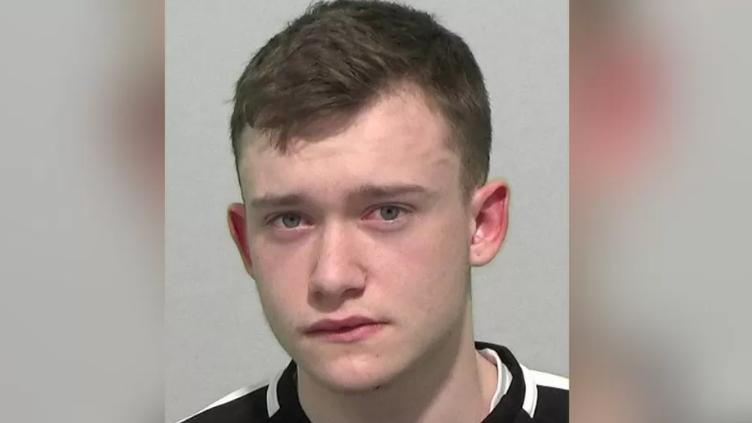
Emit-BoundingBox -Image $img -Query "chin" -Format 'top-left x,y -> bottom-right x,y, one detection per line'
310,353 -> 402,394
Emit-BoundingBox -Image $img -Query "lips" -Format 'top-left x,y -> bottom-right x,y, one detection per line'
304,316 -> 386,343
305,316 -> 381,334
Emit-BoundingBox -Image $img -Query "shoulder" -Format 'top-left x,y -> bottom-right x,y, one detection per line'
175,361 -> 307,423
175,382 -> 271,423
523,366 -> 569,423
477,341 -> 568,423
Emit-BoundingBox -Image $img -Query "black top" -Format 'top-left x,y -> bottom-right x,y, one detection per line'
179,342 -> 568,423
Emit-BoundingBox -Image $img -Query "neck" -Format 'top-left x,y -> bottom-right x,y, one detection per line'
298,306 -> 498,423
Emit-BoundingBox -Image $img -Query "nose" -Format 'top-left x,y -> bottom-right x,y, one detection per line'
309,222 -> 365,307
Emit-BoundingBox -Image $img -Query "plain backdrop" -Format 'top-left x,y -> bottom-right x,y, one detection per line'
166,0 -> 568,421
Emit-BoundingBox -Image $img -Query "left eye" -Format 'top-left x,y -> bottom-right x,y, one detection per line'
368,205 -> 405,221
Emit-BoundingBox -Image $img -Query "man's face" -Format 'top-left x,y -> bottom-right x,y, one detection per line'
235,89 -> 475,393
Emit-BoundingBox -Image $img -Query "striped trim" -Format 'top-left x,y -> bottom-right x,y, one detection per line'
175,368 -> 285,423
531,369 -> 569,390
265,368 -> 284,417
478,348 -> 512,412
176,383 -> 260,423
520,364 -> 568,418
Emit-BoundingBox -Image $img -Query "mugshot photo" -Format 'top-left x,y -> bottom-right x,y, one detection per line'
166,1 -> 568,422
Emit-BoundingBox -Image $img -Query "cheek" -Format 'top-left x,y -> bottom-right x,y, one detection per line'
374,215 -> 470,309
249,237 -> 311,324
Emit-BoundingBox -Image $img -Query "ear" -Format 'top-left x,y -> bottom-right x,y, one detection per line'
227,203 -> 254,277
468,180 -> 510,266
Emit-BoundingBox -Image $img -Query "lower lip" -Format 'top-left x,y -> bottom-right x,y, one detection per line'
309,323 -> 385,342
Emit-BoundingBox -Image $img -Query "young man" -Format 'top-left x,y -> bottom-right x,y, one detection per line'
181,1 -> 567,422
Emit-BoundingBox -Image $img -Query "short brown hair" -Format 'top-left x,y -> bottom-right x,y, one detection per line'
230,0 -> 491,195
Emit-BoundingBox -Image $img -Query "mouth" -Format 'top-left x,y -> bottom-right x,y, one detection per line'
305,317 -> 386,343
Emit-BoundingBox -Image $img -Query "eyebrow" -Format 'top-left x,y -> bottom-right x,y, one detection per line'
349,183 -> 438,201
248,193 -> 310,210
248,183 -> 437,210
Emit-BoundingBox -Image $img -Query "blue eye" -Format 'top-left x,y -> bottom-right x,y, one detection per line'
379,205 -> 402,221
273,213 -> 303,228
365,205 -> 409,223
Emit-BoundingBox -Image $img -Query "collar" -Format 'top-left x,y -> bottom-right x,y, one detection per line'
478,346 -> 512,412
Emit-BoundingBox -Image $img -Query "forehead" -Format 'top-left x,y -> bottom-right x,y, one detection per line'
238,89 -> 461,199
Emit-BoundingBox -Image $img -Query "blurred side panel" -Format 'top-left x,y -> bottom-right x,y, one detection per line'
572,0 -> 752,422
0,0 -> 163,422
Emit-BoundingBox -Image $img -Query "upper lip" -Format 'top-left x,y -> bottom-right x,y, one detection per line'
305,316 -> 381,334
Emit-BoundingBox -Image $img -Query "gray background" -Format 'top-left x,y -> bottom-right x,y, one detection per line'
166,1 -> 568,421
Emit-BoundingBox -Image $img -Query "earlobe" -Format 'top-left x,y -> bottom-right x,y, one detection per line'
469,180 -> 510,266
227,203 -> 254,276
